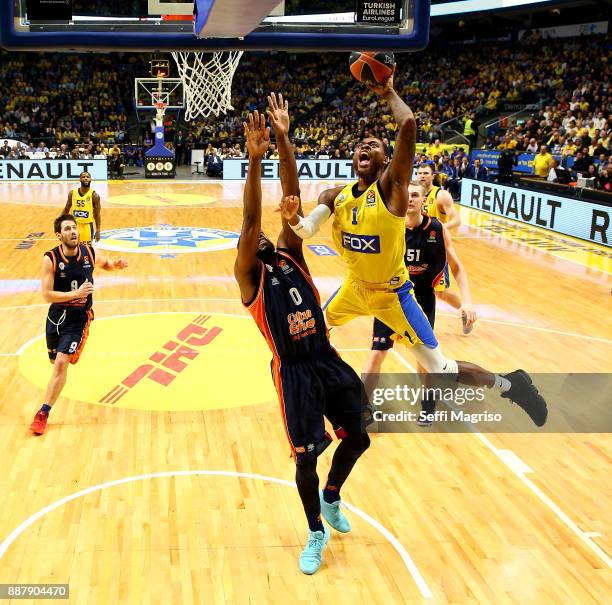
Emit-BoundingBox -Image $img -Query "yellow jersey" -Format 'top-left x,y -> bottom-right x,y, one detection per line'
533,153 -> 553,178
331,181 -> 408,287
70,188 -> 95,225
424,186 -> 448,224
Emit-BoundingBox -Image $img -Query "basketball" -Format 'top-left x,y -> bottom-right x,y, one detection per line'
349,51 -> 395,85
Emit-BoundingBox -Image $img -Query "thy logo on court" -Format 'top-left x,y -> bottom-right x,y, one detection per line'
19,313 -> 276,411
96,225 -> 239,254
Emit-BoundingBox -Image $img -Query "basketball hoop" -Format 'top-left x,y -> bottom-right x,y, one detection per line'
171,50 -> 243,120
151,91 -> 170,124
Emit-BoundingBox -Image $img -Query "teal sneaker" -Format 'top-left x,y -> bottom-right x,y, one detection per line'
298,526 -> 330,575
320,491 -> 351,533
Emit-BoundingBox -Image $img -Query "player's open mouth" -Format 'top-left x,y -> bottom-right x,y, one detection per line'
358,152 -> 370,166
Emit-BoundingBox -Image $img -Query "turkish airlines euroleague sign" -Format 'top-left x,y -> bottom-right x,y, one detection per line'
461,179 -> 611,246
0,159 -> 107,181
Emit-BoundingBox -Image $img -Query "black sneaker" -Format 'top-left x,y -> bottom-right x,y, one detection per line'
417,399 -> 436,427
501,370 -> 548,426
462,311 -> 474,335
416,411 -> 433,427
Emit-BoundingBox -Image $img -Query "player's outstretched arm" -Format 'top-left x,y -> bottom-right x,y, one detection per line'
234,111 -> 270,303
267,93 -> 299,199
95,252 -> 128,271
370,72 -> 417,216
442,226 -> 476,327
267,92 -> 307,262
285,188 -> 336,240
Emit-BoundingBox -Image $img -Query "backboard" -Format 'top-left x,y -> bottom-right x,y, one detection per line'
135,78 -> 185,110
0,0 -> 430,52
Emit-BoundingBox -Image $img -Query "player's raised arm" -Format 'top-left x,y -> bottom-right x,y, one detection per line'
371,72 -> 417,216
267,93 -> 299,199
234,111 -> 270,302
267,92 -> 308,263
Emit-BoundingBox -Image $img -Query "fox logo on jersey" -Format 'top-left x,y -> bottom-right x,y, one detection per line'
341,232 -> 381,254
74,210 -> 90,219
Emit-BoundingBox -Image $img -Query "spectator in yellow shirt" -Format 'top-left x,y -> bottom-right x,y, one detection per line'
533,145 -> 554,178
498,134 -> 518,150
427,139 -> 443,159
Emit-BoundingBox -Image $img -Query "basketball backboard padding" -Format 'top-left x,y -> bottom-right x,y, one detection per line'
195,0 -> 284,38
148,1 -> 194,15
0,0 -> 430,52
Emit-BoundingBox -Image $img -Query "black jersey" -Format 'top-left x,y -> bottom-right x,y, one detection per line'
245,250 -> 333,360
45,244 -> 95,312
405,216 -> 446,290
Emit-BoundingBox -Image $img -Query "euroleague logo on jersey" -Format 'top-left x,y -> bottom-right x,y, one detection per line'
428,230 -> 437,242
365,190 -> 376,207
96,225 -> 240,254
278,259 -> 293,274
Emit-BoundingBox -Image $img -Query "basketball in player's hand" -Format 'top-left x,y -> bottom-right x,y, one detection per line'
349,51 -> 395,85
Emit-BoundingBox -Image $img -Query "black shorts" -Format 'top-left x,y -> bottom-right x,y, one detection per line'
46,306 -> 94,364
271,352 -> 370,465
372,287 -> 436,351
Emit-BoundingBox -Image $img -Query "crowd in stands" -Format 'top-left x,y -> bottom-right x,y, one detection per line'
476,34 -> 611,188
0,34 -> 610,190
0,51 -> 139,151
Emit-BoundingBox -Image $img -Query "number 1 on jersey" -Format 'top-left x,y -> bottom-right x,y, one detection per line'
352,207 -> 358,225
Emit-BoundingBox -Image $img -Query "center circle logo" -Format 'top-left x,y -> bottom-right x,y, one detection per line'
96,225 -> 239,254
19,313 -> 276,412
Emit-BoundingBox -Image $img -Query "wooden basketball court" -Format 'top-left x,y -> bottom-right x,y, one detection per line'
0,179 -> 610,604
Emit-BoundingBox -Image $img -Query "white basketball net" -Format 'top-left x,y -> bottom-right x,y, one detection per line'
171,51 -> 243,120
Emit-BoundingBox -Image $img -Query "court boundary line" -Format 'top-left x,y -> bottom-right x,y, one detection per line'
389,349 -> 612,568
0,470 -> 432,599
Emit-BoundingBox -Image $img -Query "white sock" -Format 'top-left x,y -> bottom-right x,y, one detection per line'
492,375 -> 511,393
